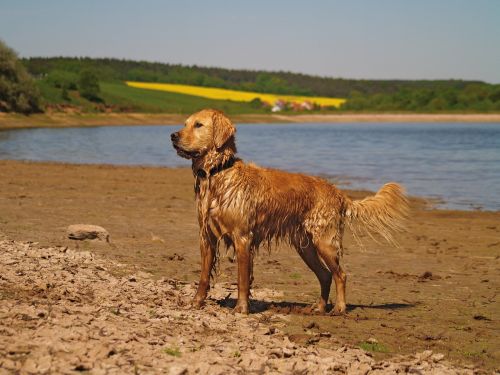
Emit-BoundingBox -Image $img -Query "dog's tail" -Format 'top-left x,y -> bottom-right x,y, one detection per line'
345,183 -> 409,246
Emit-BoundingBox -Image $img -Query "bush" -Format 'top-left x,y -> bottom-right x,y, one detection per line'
45,70 -> 78,90
78,70 -> 101,101
0,40 -> 42,113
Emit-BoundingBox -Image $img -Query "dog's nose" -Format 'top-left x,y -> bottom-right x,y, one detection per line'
171,132 -> 179,142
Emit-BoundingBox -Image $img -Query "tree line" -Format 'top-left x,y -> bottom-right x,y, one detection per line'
23,56 -> 488,97
1,39 -> 499,114
22,56 -> 500,112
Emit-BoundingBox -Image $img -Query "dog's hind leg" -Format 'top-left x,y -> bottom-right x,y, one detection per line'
297,244 -> 332,313
316,240 -> 347,315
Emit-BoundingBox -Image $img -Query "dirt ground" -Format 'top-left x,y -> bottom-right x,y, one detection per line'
0,160 -> 498,373
2,112 -> 500,130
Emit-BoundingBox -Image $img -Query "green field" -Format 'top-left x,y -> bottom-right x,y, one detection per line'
100,82 -> 265,114
38,81 -> 266,115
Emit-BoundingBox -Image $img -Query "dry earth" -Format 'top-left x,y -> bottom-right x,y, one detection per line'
0,160 -> 499,373
0,239 -> 477,374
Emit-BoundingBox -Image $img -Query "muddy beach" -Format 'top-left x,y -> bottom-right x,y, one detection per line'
0,160 -> 498,373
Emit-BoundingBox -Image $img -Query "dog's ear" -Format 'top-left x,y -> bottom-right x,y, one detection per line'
212,110 -> 235,149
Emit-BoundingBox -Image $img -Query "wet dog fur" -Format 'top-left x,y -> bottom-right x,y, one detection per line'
171,109 -> 409,314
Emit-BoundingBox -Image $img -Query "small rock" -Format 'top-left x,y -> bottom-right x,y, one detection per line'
283,347 -> 294,358
1,358 -> 18,371
367,337 -> 378,344
36,355 -> 52,373
416,350 -> 433,361
268,348 -> 283,358
304,321 -> 319,330
168,365 -> 187,375
167,253 -> 185,261
67,224 -> 109,242
348,362 -> 372,374
431,353 -> 445,362
306,336 -> 320,344
473,314 -> 491,321
265,326 -> 277,335
21,357 -> 38,373
418,271 -> 436,281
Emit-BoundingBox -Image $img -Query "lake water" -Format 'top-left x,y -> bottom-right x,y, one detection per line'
0,123 -> 499,211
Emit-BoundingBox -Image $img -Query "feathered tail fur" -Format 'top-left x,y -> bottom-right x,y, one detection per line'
346,183 -> 409,246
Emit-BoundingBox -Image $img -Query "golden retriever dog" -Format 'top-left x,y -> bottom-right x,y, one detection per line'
171,109 -> 409,314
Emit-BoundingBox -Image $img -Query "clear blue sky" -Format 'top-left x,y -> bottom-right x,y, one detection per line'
1,0 -> 499,83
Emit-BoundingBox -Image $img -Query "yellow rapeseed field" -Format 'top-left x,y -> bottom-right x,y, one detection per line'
126,81 -> 346,107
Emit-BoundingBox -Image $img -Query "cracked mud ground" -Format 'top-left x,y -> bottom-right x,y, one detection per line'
0,240 -> 478,374
0,161 -> 498,373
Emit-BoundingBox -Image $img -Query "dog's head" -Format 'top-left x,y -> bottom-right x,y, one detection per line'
171,109 -> 236,160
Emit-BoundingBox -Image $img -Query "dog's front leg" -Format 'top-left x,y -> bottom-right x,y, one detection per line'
233,236 -> 251,314
192,231 -> 216,308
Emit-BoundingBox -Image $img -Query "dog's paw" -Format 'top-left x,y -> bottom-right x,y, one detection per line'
314,301 -> 328,314
191,297 -> 205,309
304,302 -> 326,315
331,304 -> 347,316
232,302 -> 249,315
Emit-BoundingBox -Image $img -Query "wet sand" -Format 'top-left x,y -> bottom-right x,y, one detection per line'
0,160 -> 498,372
1,112 -> 500,130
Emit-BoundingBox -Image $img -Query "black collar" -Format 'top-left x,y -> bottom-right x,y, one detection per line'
196,157 -> 236,179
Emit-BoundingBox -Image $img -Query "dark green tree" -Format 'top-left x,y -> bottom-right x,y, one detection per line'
46,70 -> 78,90
78,70 -> 101,101
61,86 -> 70,101
0,40 -> 42,114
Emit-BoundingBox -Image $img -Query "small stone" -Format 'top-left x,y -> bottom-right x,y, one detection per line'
431,353 -> 445,362
36,355 -> 52,373
21,358 -> 39,373
283,347 -> 294,358
418,271 -> 433,280
265,326 -> 277,335
268,348 -> 283,358
367,337 -> 378,344
304,321 -> 320,330
168,365 -> 188,375
348,362 -> 372,375
1,358 -> 18,370
67,224 -> 109,242
306,336 -> 320,344
416,350 -> 433,361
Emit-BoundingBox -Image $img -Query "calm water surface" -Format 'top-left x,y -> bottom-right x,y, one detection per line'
0,123 -> 499,211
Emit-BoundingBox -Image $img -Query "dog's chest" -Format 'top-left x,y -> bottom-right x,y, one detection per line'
196,178 -> 247,235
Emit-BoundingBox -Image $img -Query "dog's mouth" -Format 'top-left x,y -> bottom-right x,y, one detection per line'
172,143 -> 201,159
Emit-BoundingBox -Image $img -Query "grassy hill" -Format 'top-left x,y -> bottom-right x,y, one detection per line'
17,56 -> 500,114
24,56 -> 486,97
38,80 -> 267,115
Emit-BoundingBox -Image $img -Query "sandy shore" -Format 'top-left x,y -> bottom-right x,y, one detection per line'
0,160 -> 498,372
1,112 -> 500,130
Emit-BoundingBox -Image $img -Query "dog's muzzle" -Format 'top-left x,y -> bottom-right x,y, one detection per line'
170,132 -> 179,144
171,132 -> 200,159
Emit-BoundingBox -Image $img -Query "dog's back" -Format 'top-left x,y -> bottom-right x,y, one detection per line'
210,161 -> 347,246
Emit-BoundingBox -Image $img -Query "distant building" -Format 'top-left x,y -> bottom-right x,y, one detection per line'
270,99 -> 315,112
271,99 -> 286,112
300,101 -> 314,111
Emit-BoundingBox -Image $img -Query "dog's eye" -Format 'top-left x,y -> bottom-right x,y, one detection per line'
194,122 -> 203,128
